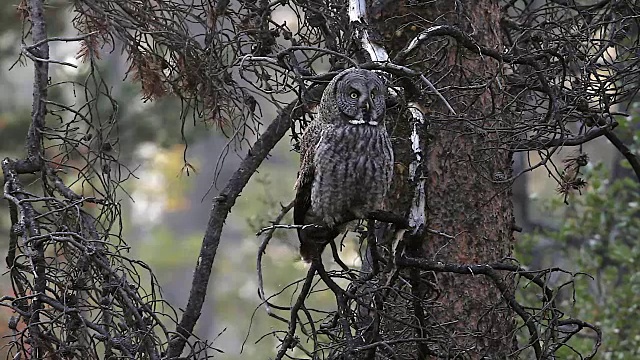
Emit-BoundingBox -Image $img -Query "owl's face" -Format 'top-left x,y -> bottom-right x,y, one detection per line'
335,70 -> 386,126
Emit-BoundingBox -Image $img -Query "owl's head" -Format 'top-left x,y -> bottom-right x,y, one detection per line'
328,69 -> 386,126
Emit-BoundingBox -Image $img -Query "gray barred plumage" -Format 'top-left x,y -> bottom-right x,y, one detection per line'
294,68 -> 394,262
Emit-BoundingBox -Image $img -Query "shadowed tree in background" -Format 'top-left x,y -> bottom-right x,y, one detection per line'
2,0 -> 640,359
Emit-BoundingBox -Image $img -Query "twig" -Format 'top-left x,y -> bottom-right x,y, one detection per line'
394,25 -> 449,64
274,264 -> 317,360
313,259 -> 356,354
256,200 -> 294,316
604,131 -> 640,184
21,48 -> 78,68
362,62 -> 456,114
426,228 -> 456,240
419,75 -> 456,115
512,122 -> 617,151
23,31 -> 99,50
255,222 -> 318,236
393,24 -> 549,66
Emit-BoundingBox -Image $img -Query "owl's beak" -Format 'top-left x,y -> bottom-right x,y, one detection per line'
363,98 -> 374,112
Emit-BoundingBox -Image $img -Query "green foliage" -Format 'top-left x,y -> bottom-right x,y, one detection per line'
520,161 -> 640,359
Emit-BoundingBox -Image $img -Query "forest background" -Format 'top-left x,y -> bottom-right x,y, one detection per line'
0,0 -> 639,359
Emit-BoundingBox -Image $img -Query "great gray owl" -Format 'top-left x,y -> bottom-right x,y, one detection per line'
294,68 -> 394,262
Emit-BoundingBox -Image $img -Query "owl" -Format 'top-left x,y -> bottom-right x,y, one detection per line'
294,68 -> 394,262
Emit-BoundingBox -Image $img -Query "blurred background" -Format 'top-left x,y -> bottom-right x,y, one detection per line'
1,1 -> 639,359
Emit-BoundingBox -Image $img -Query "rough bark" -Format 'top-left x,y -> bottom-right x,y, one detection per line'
374,1 -> 516,358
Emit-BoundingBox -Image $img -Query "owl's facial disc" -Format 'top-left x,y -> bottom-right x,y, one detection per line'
337,74 -> 385,125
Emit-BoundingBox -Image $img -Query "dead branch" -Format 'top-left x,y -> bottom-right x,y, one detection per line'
166,86 -> 326,357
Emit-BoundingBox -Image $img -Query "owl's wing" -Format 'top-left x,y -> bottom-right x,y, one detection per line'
294,157 -> 340,262
293,164 -> 313,226
293,126 -> 319,227
294,122 -> 335,262
293,133 -> 318,261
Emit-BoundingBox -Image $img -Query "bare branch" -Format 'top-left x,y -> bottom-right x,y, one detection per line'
167,86 -> 325,357
24,0 -> 49,170
605,131 -> 640,184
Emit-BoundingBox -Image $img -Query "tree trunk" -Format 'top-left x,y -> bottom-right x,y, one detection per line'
373,1 -> 516,358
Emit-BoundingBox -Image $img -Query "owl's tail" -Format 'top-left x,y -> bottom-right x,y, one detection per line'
297,225 -> 340,263
293,178 -> 342,262
298,232 -> 318,263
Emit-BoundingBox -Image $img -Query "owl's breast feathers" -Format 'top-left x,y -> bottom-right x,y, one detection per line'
294,122 -> 393,261
312,125 -> 393,221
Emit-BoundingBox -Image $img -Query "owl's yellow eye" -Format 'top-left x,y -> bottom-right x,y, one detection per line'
350,91 -> 359,99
